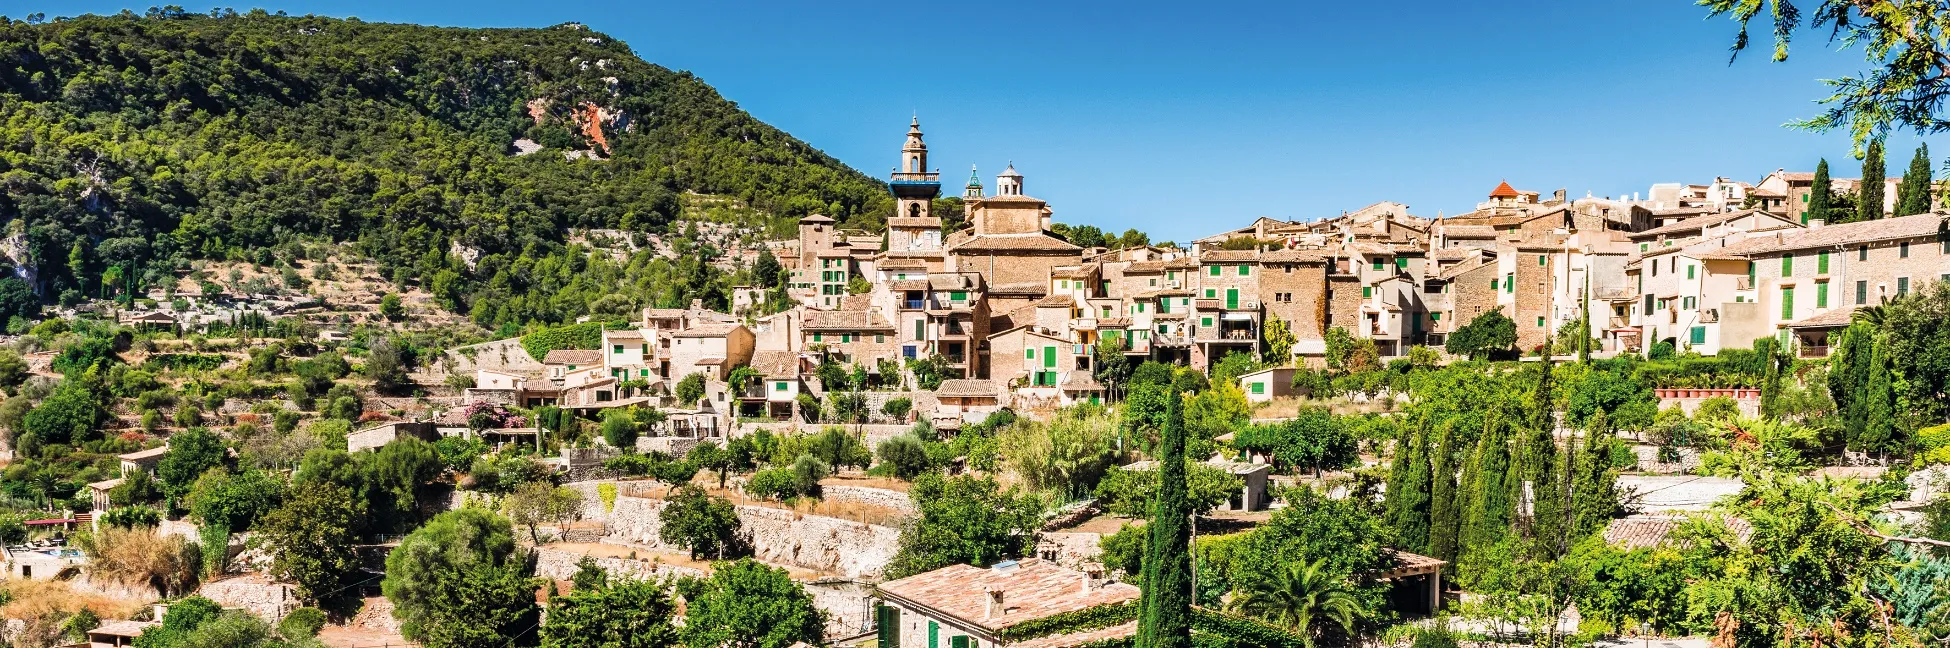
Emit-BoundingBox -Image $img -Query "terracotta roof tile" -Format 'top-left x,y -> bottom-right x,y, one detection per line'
804,310 -> 895,331
1489,180 -> 1520,198
876,559 -> 1139,631
543,349 -> 604,366
934,379 -> 1000,399
748,350 -> 803,378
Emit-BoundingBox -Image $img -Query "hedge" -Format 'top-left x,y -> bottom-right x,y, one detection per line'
995,601 -> 1138,641
520,322 -> 606,361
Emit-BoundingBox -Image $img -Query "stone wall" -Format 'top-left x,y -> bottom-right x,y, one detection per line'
1036,532 -> 1107,570
1653,388 -> 1761,417
603,496 -> 899,579
198,575 -> 298,622
805,579 -> 879,638
532,545 -> 706,583
817,485 -> 917,516
638,436 -> 702,457
1628,443 -> 1703,475
733,422 -> 918,450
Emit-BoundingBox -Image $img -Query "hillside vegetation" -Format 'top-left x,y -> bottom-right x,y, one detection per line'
0,8 -> 889,327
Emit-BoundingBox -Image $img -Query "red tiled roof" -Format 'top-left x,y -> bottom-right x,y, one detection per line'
876,559 -> 1140,631
1489,180 -> 1520,198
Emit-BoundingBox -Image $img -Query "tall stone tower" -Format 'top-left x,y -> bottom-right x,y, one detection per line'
996,162 -> 1024,196
890,117 -> 941,220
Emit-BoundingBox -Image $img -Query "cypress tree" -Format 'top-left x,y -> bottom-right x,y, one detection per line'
1830,322 -> 1875,446
1135,391 -> 1192,648
1459,414 -> 1514,568
1427,421 -> 1462,562
1521,360 -> 1566,559
1859,340 -> 1899,454
1570,411 -> 1619,539
1385,418 -> 1433,554
1860,139 -> 1887,221
1807,158 -> 1834,224
1577,276 -> 1591,364
1898,143 -> 1933,216
1757,337 -> 1784,419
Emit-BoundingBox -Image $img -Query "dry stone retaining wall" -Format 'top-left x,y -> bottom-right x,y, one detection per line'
532,545 -> 706,583
603,496 -> 898,579
198,576 -> 298,622
817,485 -> 916,516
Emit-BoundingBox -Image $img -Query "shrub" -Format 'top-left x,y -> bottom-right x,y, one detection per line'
744,468 -> 799,500
279,607 -> 327,639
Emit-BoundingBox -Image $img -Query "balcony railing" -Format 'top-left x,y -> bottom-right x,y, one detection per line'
943,354 -> 966,365
902,299 -> 926,310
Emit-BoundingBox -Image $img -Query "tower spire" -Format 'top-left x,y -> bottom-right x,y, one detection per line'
889,118 -> 941,219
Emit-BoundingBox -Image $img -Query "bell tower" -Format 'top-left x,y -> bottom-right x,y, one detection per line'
889,117 -> 941,221
964,165 -> 983,201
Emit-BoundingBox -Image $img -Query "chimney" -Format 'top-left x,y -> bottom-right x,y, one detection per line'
690,299 -> 703,311
985,587 -> 1006,620
1553,189 -> 1566,203
1082,564 -> 1105,594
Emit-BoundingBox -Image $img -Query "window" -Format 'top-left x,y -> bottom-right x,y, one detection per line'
1057,280 -> 1067,289
1901,242 -> 1911,258
613,344 -> 624,354
875,334 -> 885,343
1362,286 -> 1372,298
914,320 -> 924,340
1505,274 -> 1514,294
1898,277 -> 1910,296
775,381 -> 788,392
1201,317 -> 1214,327
1690,326 -> 1706,345
1856,280 -> 1869,305
1818,250 -> 1829,274
1205,288 -> 1216,298
812,333 -> 822,342
1781,285 -> 1795,320
1149,278 -> 1157,286
1781,254 -> 1792,277
1372,259 -> 1385,271
951,291 -> 967,301
1651,261 -> 1658,277
1431,312 -> 1440,321
1396,258 -> 1408,269
1816,281 -> 1828,308
1209,265 -> 1220,276
1536,316 -> 1545,327
1538,255 -> 1547,266
1683,296 -> 1695,310
1025,348 -> 1035,359
1238,265 -> 1251,276
1640,243 -> 1649,252
1859,246 -> 1869,261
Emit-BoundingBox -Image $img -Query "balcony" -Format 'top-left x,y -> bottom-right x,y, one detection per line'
940,322 -> 972,338
738,384 -> 767,400
902,299 -> 926,310
942,354 -> 967,365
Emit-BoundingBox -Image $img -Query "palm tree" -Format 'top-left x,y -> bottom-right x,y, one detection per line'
1224,559 -> 1368,648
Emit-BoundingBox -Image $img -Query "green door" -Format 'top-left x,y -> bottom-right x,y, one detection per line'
1226,288 -> 1239,310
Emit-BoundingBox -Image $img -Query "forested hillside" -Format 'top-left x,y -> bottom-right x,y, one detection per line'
0,8 -> 890,326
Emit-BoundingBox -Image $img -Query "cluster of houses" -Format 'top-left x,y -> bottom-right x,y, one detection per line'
452,119 -> 1950,438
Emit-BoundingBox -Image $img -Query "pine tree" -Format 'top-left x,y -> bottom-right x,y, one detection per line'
1135,391 -> 1192,648
1860,138 -> 1887,221
1807,158 -> 1834,224
1898,143 -> 1934,216
1427,422 -> 1462,562
1385,418 -> 1433,554
1570,411 -> 1619,539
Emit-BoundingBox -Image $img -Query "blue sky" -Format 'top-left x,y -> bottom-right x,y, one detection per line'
24,1 -> 1941,242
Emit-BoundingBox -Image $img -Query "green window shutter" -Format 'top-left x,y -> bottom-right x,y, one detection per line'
1856,280 -> 1868,305
1251,382 -> 1265,394
1396,258 -> 1408,269
1781,254 -> 1792,277
613,344 -> 624,354
1818,251 -> 1829,274
1781,286 -> 1795,319
1690,326 -> 1706,345
1362,286 -> 1372,298
1538,255 -> 1547,267
1202,317 -> 1213,327
1026,348 -> 1035,359
1537,316 -> 1545,327
951,636 -> 970,648
1859,246 -> 1869,261
1044,346 -> 1057,368
915,320 -> 924,339
929,620 -> 939,648
1901,242 -> 1911,258
878,605 -> 901,647
1748,261 -> 1756,285
1686,265 -> 1695,280
1372,259 -> 1384,271
1816,282 -> 1828,308
1898,277 -> 1910,295
775,381 -> 788,391
1204,288 -> 1215,298
1505,275 -> 1514,293
1226,288 -> 1239,309
1209,265 -> 1220,276
952,291 -> 967,301
1431,312 -> 1440,321
876,334 -> 885,343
